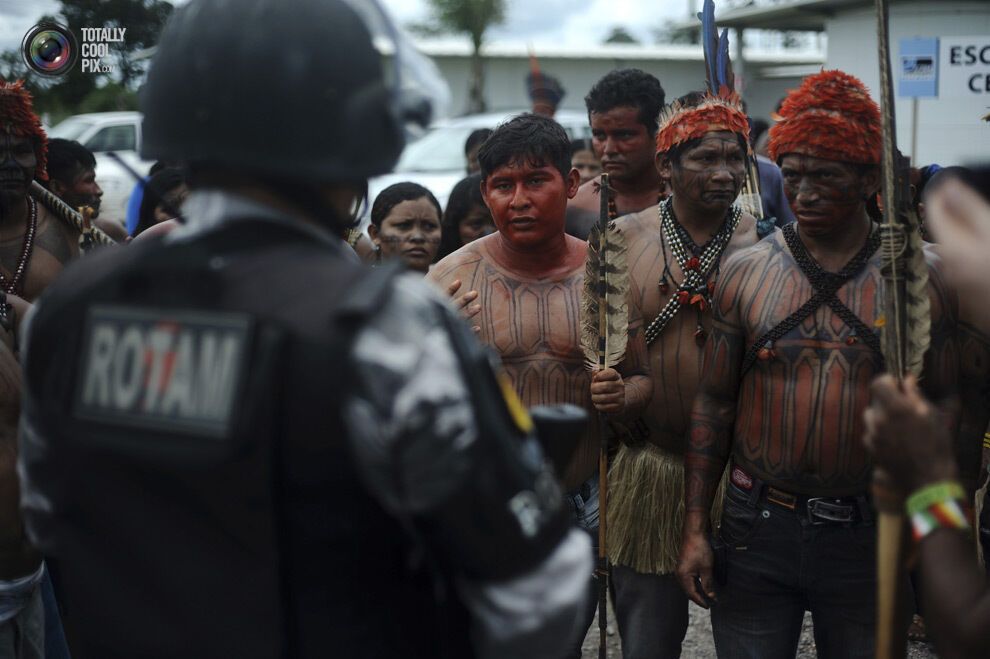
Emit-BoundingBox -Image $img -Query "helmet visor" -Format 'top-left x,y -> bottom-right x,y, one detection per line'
341,0 -> 450,136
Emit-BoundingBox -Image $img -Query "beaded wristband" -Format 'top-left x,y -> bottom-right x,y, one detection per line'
983,432 -> 990,449
905,480 -> 965,516
910,498 -> 970,542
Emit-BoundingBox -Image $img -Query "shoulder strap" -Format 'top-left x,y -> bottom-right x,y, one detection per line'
740,224 -> 882,376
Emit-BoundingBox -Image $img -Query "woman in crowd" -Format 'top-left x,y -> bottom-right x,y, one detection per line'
437,173 -> 495,260
368,182 -> 443,273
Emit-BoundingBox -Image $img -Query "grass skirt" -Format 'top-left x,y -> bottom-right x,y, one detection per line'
606,443 -> 726,575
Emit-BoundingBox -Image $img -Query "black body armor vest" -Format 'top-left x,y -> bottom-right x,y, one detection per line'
21,220 -> 471,658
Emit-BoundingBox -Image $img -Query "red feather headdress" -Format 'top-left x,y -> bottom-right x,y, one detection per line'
768,69 -> 881,165
0,80 -> 48,181
655,92 -> 749,155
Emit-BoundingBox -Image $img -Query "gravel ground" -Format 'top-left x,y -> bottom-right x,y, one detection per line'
581,602 -> 938,658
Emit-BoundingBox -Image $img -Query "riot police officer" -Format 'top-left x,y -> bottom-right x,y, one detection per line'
17,1 -> 591,657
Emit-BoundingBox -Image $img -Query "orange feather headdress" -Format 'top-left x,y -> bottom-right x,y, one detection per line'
0,80 -> 48,181
768,69 -> 881,166
655,92 -> 750,155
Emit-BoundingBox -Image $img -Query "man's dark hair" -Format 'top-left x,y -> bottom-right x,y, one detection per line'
584,68 -> 666,135
749,118 -> 769,146
370,181 -> 442,227
571,137 -> 593,155
663,91 -> 747,165
478,113 -> 571,180
464,128 -> 493,156
45,138 -> 95,185
135,167 -> 186,236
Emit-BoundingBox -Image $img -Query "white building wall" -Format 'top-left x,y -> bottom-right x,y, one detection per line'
826,1 -> 990,167
428,50 -> 817,125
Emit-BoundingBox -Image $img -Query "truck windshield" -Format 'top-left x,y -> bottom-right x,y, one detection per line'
49,117 -> 96,142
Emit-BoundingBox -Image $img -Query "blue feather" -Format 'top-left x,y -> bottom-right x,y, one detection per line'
717,28 -> 730,92
698,0 -> 717,94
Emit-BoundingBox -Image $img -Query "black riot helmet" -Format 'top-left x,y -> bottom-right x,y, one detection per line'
141,0 -> 446,183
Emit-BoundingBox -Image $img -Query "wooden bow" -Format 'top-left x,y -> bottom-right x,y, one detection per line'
873,1 -> 931,656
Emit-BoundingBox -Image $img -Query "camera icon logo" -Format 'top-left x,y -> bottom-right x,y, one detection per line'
21,22 -> 78,77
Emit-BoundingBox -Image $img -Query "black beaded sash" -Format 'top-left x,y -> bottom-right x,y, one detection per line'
740,223 -> 883,377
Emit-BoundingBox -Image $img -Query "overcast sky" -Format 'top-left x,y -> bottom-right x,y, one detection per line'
0,0 -> 697,54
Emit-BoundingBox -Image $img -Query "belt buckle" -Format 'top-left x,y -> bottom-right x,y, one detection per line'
806,498 -> 855,525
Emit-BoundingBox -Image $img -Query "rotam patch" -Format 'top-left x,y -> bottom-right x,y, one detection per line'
74,306 -> 251,438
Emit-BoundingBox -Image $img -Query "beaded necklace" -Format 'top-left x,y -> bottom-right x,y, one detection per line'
0,196 -> 37,296
645,197 -> 741,346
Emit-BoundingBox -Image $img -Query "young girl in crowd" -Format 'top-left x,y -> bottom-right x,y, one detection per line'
368,182 -> 443,273
437,173 -> 495,260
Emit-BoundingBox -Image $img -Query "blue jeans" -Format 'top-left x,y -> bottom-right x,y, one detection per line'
710,483 -> 899,659
565,473 -> 600,659
612,564 -> 687,659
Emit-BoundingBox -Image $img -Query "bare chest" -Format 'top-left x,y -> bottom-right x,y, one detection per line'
0,218 -> 78,302
471,265 -> 589,407
741,262 -> 883,362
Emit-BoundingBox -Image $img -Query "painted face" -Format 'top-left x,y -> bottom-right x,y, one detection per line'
482,159 -> 578,249
590,106 -> 655,183
779,154 -> 873,237
373,197 -> 441,272
457,203 -> 495,246
571,148 -> 601,185
58,165 -> 103,217
0,133 -> 37,202
665,131 -> 746,214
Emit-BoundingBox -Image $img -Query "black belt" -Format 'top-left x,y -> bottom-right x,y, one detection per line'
729,464 -> 873,525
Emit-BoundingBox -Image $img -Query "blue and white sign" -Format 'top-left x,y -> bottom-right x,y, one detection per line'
899,37 -> 939,97
940,36 -> 990,97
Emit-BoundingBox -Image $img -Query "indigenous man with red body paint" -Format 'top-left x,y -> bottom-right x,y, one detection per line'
429,113 -> 652,657
609,90 -> 758,658
676,70 -> 959,659
0,80 -> 87,657
566,69 -> 667,240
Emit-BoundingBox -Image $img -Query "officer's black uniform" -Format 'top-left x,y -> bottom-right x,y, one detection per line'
17,1 -> 591,657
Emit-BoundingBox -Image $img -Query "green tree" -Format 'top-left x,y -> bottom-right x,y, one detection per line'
603,26 -> 640,45
4,1 -> 172,124
424,0 -> 505,114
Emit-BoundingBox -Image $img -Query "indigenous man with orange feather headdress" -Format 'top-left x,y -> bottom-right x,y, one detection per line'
0,79 -> 89,657
608,87 -> 759,657
677,69 -> 959,658
0,82 -> 84,308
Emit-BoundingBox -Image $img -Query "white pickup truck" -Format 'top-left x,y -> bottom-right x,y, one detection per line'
48,111 -> 153,225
